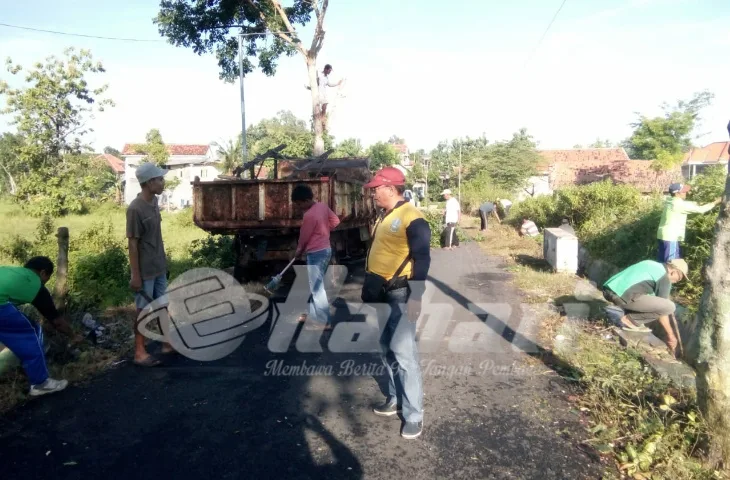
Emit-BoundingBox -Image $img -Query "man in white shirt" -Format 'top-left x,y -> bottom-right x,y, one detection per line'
441,189 -> 461,249
318,64 -> 342,129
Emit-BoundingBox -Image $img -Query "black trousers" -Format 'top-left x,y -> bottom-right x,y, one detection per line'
440,223 -> 460,248
479,210 -> 488,231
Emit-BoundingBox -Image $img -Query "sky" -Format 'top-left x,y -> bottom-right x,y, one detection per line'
0,0 -> 728,154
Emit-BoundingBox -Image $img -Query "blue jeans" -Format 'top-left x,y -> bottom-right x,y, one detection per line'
135,274 -> 167,310
0,303 -> 49,385
306,248 -> 332,325
380,287 -> 423,423
657,240 -> 680,263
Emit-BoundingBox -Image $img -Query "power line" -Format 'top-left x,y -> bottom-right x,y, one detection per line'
0,22 -> 291,43
0,22 -> 164,42
523,0 -> 569,66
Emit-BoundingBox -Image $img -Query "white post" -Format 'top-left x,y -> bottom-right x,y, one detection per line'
238,33 -> 247,163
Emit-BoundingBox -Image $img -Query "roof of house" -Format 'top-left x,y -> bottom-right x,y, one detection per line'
537,148 -> 630,170
96,153 -> 125,174
390,144 -> 408,154
121,144 -> 210,156
550,160 -> 681,193
683,142 -> 730,164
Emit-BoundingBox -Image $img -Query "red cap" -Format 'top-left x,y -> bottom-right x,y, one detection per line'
363,167 -> 405,188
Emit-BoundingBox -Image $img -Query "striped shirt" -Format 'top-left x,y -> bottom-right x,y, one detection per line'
521,220 -> 539,237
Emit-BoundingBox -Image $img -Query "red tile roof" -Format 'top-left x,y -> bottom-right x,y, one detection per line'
96,153 -> 125,174
390,144 -> 408,154
537,148 -> 630,170
121,144 -> 209,156
550,160 -> 681,193
683,142 -> 730,164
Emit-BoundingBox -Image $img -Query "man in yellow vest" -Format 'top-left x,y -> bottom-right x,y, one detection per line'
656,183 -> 720,262
362,167 -> 431,440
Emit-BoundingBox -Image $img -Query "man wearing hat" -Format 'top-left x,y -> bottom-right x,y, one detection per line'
656,182 -> 721,262
602,258 -> 689,354
126,162 -> 172,367
441,188 -> 461,249
362,166 -> 431,439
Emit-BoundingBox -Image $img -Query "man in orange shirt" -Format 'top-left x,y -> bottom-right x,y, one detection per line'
292,184 -> 341,331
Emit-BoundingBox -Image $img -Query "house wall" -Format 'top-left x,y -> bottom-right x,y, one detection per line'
124,155 -> 219,207
516,174 -> 552,201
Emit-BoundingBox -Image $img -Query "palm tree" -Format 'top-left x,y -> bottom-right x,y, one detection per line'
214,137 -> 242,176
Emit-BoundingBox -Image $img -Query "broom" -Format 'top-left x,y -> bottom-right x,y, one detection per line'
264,257 -> 297,294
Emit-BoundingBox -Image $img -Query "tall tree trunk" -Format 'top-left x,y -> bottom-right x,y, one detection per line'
307,59 -> 325,156
695,158 -> 730,469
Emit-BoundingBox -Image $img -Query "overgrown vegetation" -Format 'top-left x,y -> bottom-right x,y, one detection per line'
552,321 -> 719,479
509,171 -> 725,309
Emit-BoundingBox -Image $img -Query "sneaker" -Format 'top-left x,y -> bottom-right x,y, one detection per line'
373,399 -> 401,417
401,421 -> 423,439
29,378 -> 69,397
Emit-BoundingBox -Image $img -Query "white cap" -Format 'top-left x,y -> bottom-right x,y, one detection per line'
441,189 -> 452,195
135,162 -> 167,184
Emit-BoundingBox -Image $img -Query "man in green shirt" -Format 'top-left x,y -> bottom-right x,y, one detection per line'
0,256 -> 82,397
656,182 -> 721,262
602,258 -> 688,354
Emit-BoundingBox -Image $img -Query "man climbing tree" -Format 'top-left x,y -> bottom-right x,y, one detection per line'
318,64 -> 342,130
155,0 -> 334,156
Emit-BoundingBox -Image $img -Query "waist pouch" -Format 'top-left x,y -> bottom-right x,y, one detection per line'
361,273 -> 410,303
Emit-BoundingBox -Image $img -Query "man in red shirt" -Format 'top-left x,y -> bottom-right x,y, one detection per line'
292,184 -> 341,331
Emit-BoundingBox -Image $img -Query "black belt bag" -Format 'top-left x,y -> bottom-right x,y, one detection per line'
361,256 -> 412,303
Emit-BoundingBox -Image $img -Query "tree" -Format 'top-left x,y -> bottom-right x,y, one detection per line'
104,146 -> 121,157
693,119 -> 730,469
367,142 -> 398,171
131,129 -> 170,167
214,136 -> 242,175
588,138 -> 614,148
0,132 -> 23,195
332,138 -> 363,158
624,90 -> 714,169
388,135 -> 405,145
155,0 -> 332,155
0,48 -> 114,169
247,110 -> 320,158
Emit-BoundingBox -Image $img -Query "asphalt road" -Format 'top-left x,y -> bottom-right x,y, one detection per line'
0,242 -> 605,479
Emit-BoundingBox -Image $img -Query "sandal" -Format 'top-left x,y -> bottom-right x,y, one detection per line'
134,356 -> 162,367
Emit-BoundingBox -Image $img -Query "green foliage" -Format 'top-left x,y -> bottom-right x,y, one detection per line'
688,165 -> 726,204
367,141 -> 399,171
459,170 -> 514,214
247,110 -> 316,159
0,48 -> 113,167
332,138 -> 363,158
130,129 -> 170,167
512,171 -> 726,307
155,0 -> 316,82
421,209 -> 469,247
0,48 -> 115,214
15,154 -> 117,217
555,326 -> 717,479
624,90 -> 714,168
171,208 -> 195,229
189,235 -> 236,270
103,146 -> 121,157
214,136 -> 242,175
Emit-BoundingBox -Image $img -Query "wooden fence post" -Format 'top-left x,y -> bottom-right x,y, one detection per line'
54,227 -> 69,313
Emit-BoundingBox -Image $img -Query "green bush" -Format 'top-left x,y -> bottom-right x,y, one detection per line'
510,176 -> 724,307
421,209 -> 469,247
171,207 -> 195,229
189,235 -> 236,270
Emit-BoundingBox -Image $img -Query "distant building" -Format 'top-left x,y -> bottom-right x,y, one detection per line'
122,143 -> 220,207
519,147 -> 681,200
682,141 -> 730,180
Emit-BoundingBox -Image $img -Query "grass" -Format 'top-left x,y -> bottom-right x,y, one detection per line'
470,214 -> 724,480
0,200 -> 223,413
0,200 -> 207,263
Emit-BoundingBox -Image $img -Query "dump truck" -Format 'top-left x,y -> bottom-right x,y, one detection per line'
191,146 -> 378,282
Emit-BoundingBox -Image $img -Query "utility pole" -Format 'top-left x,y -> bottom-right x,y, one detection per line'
458,139 -> 462,204
238,32 -> 247,165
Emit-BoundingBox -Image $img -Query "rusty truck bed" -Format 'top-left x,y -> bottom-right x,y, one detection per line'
192,175 -> 376,235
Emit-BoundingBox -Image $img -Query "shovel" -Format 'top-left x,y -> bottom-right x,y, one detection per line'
264,257 -> 297,294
